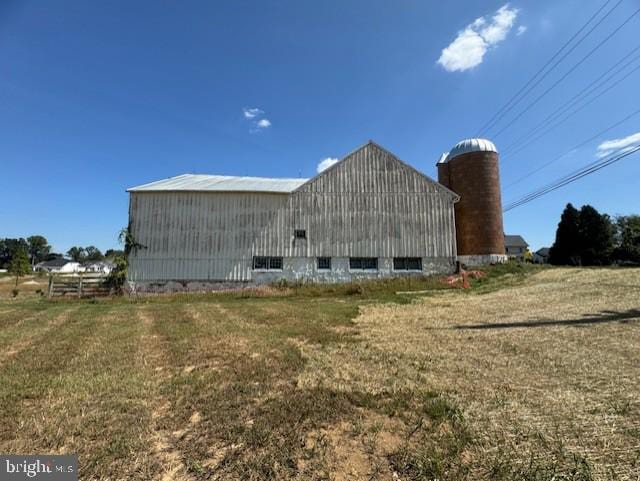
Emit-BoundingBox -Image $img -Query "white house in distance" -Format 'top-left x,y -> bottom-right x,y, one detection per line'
34,258 -> 81,273
82,261 -> 115,274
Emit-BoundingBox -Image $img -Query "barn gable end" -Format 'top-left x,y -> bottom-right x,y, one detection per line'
295,141 -> 459,200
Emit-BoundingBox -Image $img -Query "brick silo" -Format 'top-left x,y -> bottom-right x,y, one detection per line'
437,139 -> 507,265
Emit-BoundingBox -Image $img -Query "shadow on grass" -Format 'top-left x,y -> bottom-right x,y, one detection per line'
452,308 -> 640,330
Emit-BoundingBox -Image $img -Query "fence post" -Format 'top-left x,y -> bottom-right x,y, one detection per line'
78,274 -> 83,298
47,275 -> 53,298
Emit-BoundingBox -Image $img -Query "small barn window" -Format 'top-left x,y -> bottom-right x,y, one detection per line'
252,256 -> 283,270
393,257 -> 422,271
253,256 -> 268,269
349,257 -> 378,270
294,229 -> 306,239
317,257 -> 331,270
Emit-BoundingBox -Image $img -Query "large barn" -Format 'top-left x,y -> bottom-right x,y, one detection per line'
126,140 -> 506,291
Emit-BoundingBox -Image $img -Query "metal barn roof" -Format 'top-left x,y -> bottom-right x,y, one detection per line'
127,174 -> 309,193
441,138 -> 498,163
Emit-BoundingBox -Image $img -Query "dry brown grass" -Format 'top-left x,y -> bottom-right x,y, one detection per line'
1,266 -> 638,480
0,273 -> 48,299
298,268 -> 640,479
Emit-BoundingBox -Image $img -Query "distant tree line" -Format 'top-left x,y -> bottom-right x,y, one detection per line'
0,236 -> 123,269
65,246 -> 123,263
550,203 -> 640,266
0,236 -> 53,268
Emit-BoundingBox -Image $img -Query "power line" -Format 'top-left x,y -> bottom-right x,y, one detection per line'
502,62 -> 640,160
475,0 -> 620,137
503,145 -> 640,212
490,5 -> 640,140
501,44 -> 640,155
504,146 -> 640,211
503,106 -> 640,191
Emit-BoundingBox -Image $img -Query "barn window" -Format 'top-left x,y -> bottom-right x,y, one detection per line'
294,229 -> 306,239
252,256 -> 283,270
393,257 -> 422,271
317,257 -> 331,270
253,256 -> 268,269
349,257 -> 378,270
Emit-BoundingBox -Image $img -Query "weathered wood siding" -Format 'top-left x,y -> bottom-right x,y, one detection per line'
284,143 -> 458,258
128,142 -> 458,282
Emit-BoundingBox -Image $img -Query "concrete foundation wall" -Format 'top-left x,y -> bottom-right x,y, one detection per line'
127,256 -> 455,293
457,254 -> 508,266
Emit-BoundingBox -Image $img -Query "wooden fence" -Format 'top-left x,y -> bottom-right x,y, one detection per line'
47,273 -> 113,298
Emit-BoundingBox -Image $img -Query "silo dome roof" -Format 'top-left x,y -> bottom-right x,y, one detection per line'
436,152 -> 449,164
443,138 -> 498,162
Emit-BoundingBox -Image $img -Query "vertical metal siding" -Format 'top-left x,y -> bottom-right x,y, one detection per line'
128,143 -> 457,282
128,192 -> 290,281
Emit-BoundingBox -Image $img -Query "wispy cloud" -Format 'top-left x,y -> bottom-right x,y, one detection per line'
243,107 -> 272,132
596,131 -> 640,158
243,107 -> 263,119
516,25 -> 527,36
317,157 -> 339,173
437,4 -> 519,72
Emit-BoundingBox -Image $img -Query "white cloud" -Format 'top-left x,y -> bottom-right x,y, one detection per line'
596,131 -> 640,158
243,107 -> 263,119
317,157 -> 339,173
437,4 -> 519,72
517,25 -> 527,36
243,108 -> 271,132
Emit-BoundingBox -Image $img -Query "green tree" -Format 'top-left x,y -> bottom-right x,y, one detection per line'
66,246 -> 86,262
612,215 -> 640,263
104,249 -> 124,260
549,204 -> 580,265
8,247 -> 31,288
578,205 -> 614,265
27,235 -> 51,265
84,246 -> 104,262
0,238 -> 29,269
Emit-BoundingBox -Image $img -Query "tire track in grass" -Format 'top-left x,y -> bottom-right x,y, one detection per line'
138,308 -> 195,481
0,305 -> 80,363
0,303 -> 102,452
0,301 -> 65,340
66,303 -> 159,480
0,302 -> 159,480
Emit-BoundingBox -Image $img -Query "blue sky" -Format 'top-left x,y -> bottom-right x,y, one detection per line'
1,0 -> 639,253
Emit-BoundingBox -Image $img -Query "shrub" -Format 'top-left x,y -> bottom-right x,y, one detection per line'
105,254 -> 127,293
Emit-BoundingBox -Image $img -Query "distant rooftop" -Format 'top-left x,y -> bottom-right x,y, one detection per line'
37,258 -> 74,268
128,174 -> 309,193
504,234 -> 529,247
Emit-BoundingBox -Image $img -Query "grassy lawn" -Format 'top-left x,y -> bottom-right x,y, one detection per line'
0,266 -> 638,480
